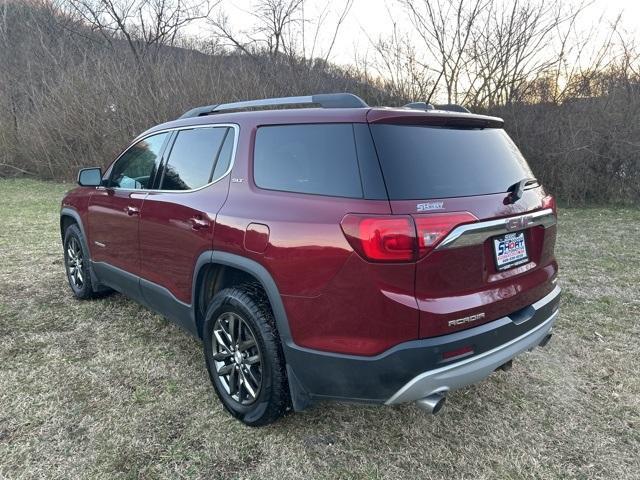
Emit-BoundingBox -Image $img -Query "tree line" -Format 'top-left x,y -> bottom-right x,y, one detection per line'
0,0 -> 638,205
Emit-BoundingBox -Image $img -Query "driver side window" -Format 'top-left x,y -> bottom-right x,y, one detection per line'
109,133 -> 168,189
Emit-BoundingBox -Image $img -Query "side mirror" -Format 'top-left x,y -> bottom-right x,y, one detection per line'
77,167 -> 103,187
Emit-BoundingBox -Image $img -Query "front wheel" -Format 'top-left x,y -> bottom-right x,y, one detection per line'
203,284 -> 290,426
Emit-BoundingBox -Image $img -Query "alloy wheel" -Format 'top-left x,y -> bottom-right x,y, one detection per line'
66,237 -> 84,289
212,311 -> 263,405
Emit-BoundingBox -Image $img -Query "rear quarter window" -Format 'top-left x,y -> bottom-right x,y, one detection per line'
253,124 -> 363,198
369,125 -> 535,200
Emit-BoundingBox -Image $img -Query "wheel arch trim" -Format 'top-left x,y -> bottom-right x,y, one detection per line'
60,207 -> 109,292
192,251 -> 294,345
60,207 -> 87,243
192,251 -> 312,410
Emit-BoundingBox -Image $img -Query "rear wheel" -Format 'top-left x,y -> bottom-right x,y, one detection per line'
63,224 -> 96,299
203,284 -> 290,426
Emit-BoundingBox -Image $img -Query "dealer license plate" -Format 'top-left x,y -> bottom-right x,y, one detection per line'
493,232 -> 529,270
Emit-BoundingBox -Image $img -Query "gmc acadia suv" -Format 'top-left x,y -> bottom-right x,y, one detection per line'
60,93 -> 560,426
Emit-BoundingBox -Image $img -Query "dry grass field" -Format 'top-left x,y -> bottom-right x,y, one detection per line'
0,178 -> 638,479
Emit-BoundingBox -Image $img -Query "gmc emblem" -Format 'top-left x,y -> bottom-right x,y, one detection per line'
506,215 -> 533,231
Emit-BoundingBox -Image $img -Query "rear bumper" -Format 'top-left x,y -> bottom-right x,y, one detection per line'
284,286 -> 561,407
386,305 -> 557,404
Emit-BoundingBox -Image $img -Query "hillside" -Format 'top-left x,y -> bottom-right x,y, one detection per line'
1,0 -> 639,205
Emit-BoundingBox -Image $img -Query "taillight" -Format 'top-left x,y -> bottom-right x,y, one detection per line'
341,212 -> 477,263
414,212 -> 478,258
341,215 -> 415,262
542,195 -> 557,216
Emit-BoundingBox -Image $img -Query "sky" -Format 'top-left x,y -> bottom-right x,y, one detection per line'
194,0 -> 640,67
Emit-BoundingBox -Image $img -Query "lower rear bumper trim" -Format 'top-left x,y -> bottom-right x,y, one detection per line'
385,309 -> 558,405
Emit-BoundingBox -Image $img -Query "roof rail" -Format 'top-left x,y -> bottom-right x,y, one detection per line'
178,93 -> 368,119
404,102 -> 471,113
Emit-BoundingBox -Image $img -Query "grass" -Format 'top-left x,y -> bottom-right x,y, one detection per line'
0,178 -> 638,479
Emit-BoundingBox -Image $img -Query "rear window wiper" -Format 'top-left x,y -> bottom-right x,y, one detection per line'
507,177 -> 538,203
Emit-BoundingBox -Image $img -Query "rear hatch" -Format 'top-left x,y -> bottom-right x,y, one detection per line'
367,110 -> 558,338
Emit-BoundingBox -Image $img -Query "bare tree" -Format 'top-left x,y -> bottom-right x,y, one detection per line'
209,0 -> 353,63
209,0 -> 303,57
556,13 -> 625,102
318,0 -> 353,63
465,0 -> 584,107
359,19 -> 434,102
65,0 -> 214,63
401,0 -> 489,104
2,0 -> 639,205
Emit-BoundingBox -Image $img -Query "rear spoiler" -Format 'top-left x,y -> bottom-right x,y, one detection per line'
367,109 -> 504,129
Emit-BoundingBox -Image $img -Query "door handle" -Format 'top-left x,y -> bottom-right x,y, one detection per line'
189,216 -> 210,230
125,205 -> 140,216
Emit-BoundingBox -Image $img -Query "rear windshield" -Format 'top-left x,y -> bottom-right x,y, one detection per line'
369,125 -> 534,200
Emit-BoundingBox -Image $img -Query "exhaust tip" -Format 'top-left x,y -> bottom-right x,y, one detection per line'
497,359 -> 513,372
538,333 -> 553,348
415,393 -> 446,414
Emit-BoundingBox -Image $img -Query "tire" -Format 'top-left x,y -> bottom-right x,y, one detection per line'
63,224 -> 97,299
203,283 -> 290,426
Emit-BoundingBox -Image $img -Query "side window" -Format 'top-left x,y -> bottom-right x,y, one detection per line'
109,133 -> 168,189
253,124 -> 363,198
160,127 -> 230,191
211,129 -> 235,181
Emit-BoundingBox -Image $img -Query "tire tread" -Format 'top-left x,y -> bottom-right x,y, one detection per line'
204,282 -> 290,426
63,224 -> 97,300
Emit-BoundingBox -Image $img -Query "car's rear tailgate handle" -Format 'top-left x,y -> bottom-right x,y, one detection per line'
125,205 -> 140,216
190,217 -> 211,230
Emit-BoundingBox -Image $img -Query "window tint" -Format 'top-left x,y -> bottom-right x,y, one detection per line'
109,133 -> 168,189
161,127 -> 229,191
254,124 -> 363,198
369,125 -> 535,200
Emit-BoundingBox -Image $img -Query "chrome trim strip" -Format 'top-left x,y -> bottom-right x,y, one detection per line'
385,286 -> 561,405
436,208 -> 556,250
101,123 -> 239,194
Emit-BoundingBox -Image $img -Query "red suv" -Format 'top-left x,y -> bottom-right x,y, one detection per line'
61,93 -> 560,426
